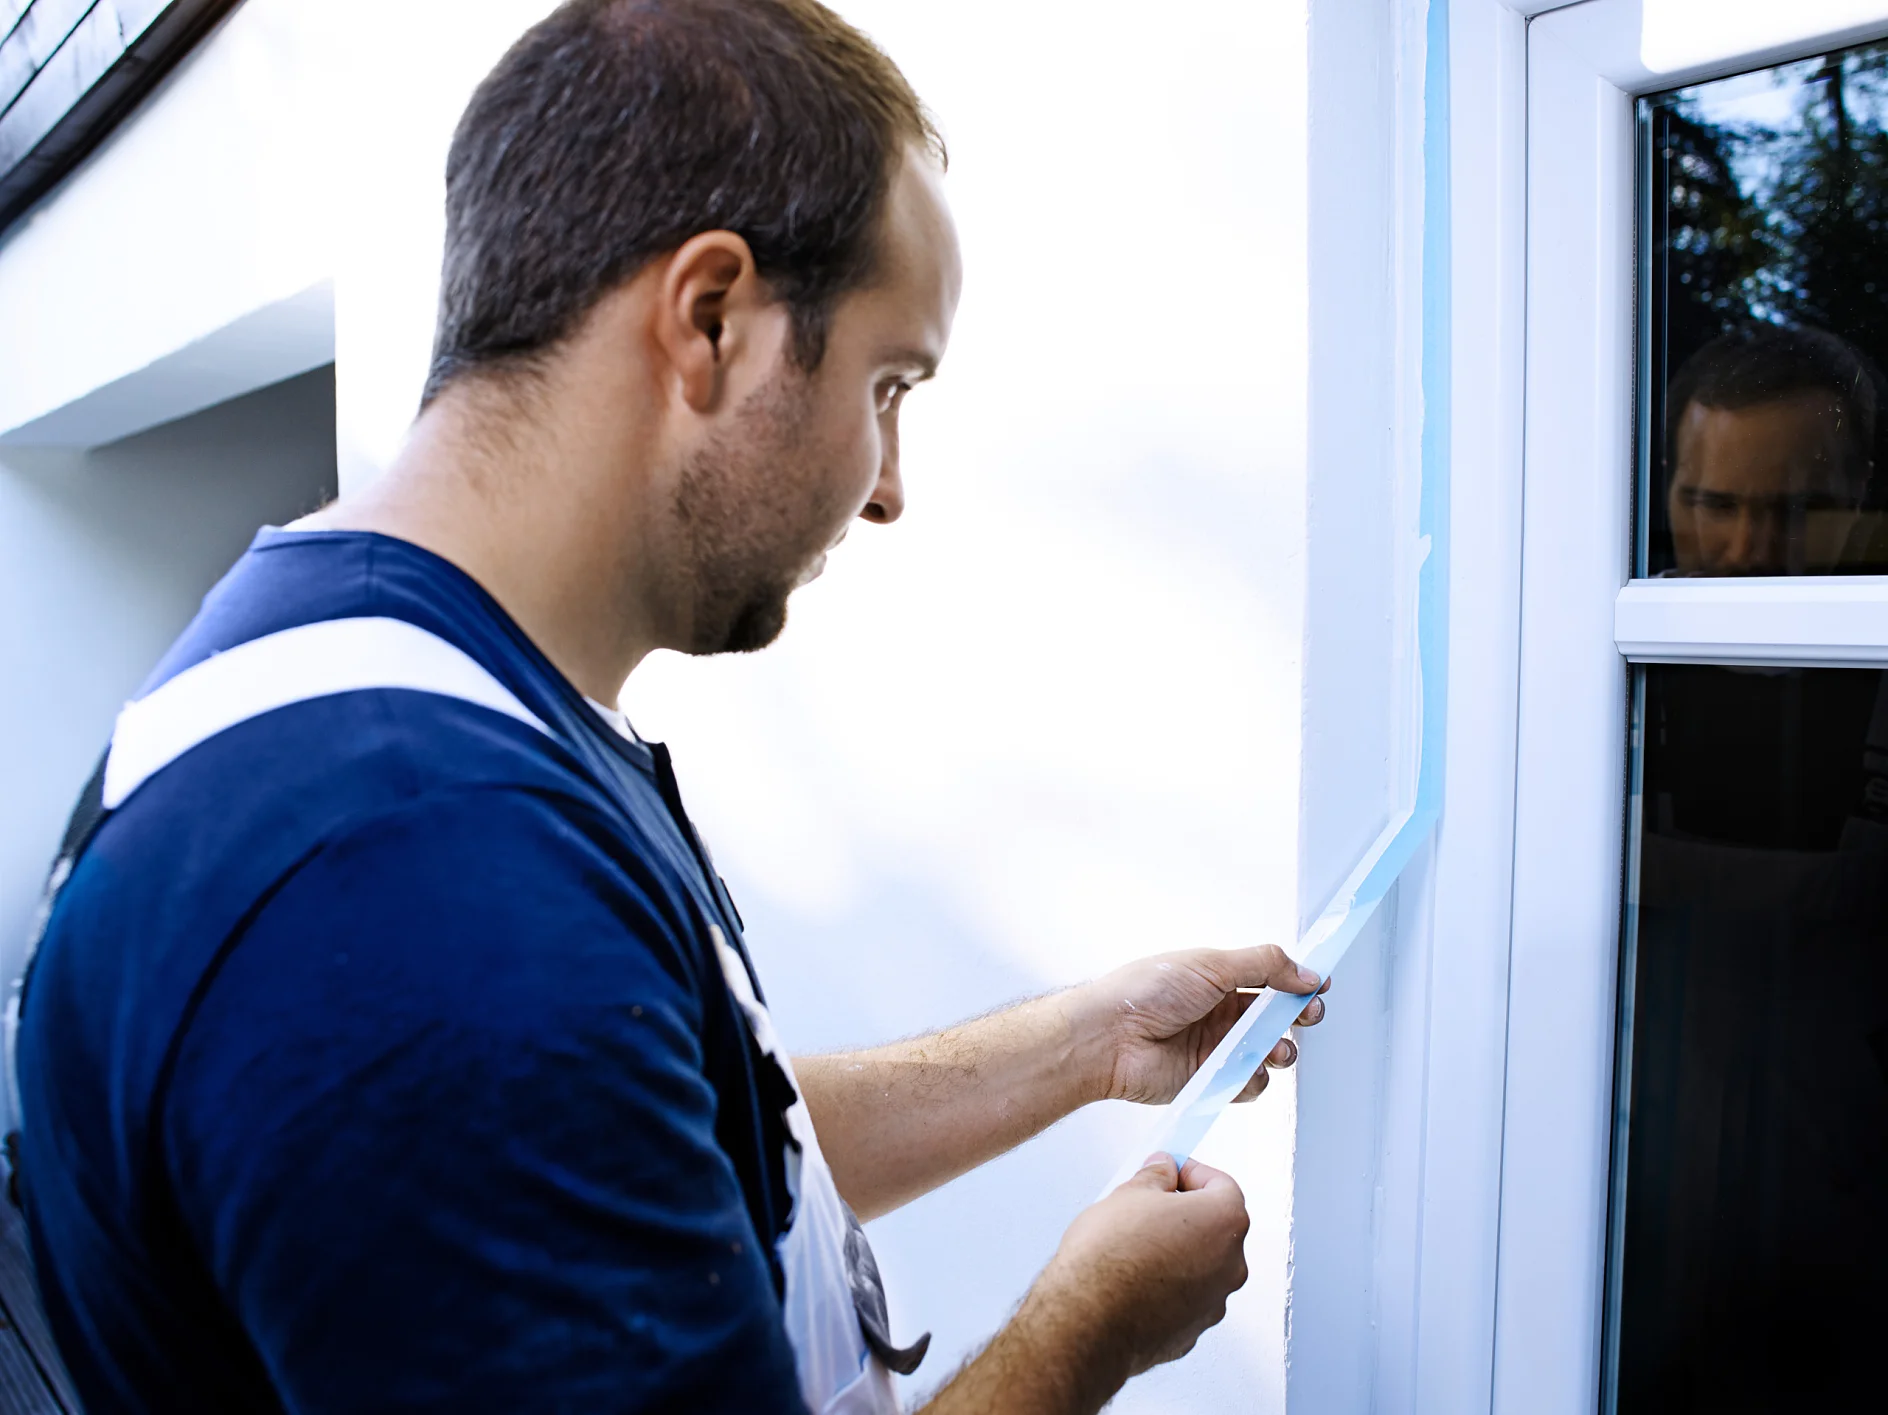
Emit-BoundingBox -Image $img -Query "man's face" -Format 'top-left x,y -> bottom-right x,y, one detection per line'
670,149 -> 962,654
1668,390 -> 1867,574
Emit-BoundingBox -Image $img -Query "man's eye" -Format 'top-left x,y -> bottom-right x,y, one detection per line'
877,380 -> 912,412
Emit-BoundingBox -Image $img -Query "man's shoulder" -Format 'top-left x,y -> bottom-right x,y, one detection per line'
79,522 -> 692,939
29,526 -> 730,1132
32,698 -> 718,1139
80,685 -> 692,953
100,681 -> 596,852
196,773 -> 717,1019
137,527 -> 497,695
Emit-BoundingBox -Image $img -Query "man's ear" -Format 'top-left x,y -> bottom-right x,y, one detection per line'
653,231 -> 760,414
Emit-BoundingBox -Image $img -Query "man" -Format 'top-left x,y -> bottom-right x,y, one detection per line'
14,2 -> 1327,1412
1664,323 -> 1880,575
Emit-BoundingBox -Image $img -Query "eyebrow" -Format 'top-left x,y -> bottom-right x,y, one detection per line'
883,348 -> 940,381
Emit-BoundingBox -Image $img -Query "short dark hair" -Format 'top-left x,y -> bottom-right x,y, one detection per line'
1666,323 -> 1880,480
423,0 -> 943,407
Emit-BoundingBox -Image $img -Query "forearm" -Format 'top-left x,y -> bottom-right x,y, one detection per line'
794,989 -> 1114,1219
915,1271 -> 1130,1415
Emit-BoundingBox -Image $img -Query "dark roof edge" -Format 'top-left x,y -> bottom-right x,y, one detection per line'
0,1 -> 244,240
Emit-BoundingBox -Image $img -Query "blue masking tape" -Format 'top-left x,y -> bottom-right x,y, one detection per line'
1103,0 -> 1450,1194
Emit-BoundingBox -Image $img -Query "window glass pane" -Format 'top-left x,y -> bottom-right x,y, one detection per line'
1641,44 -> 1888,576
1607,663 -> 1888,1412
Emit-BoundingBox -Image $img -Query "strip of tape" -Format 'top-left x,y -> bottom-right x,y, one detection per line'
1103,0 -> 1451,1195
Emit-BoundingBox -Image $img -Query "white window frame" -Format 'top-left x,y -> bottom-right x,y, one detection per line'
1496,4 -> 1888,1413
1615,578 -> 1888,665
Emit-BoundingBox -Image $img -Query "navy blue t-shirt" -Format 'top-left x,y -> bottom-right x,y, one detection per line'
15,530 -> 809,1413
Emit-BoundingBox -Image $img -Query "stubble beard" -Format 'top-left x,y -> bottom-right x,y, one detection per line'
671,375 -> 834,656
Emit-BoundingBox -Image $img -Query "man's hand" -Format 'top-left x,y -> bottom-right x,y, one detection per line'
1041,1153 -> 1251,1373
798,946 -> 1331,1219
920,1155 -> 1251,1413
1067,946 -> 1331,1106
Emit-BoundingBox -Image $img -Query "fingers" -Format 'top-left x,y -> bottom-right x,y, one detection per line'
1233,1066 -> 1271,1102
1208,945 -> 1321,997
1176,1158 -> 1242,1200
1231,1036 -> 1299,1103
1120,1153 -> 1182,1194
1178,1161 -> 1251,1239
1296,994 -> 1327,1027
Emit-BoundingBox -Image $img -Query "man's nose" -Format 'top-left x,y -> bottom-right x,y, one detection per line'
861,444 -> 904,525
1723,506 -> 1785,572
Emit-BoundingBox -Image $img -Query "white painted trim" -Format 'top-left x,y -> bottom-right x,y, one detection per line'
1494,5 -> 1638,1412
1538,0 -> 1888,95
102,616 -> 547,810
1391,4 -> 1529,1412
0,282 -> 333,449
1641,0 -> 1888,78
1615,579 -> 1888,666
1289,5 -> 1530,1414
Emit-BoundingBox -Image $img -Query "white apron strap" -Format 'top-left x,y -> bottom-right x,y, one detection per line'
712,928 -> 914,1415
102,616 -> 549,809
6,616 -> 548,1140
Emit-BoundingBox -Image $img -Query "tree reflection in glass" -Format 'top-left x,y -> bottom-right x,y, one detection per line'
1644,45 -> 1888,575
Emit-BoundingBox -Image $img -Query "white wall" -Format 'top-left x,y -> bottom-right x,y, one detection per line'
0,0 -> 339,440
0,370 -> 340,1065
332,2 -> 1313,1409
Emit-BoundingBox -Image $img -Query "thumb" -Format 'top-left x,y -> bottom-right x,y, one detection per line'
1119,1152 -> 1181,1194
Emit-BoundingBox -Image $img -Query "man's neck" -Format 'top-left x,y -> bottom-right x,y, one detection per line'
298,395 -> 663,706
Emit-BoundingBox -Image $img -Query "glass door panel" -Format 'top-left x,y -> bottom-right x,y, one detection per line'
1614,37 -> 1888,1408
1609,662 -> 1888,1411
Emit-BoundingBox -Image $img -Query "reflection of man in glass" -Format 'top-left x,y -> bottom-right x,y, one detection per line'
1665,324 -> 1877,574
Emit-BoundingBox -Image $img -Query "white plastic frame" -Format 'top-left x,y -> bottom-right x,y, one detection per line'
1616,578 -> 1888,666
1498,4 -> 1888,1414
